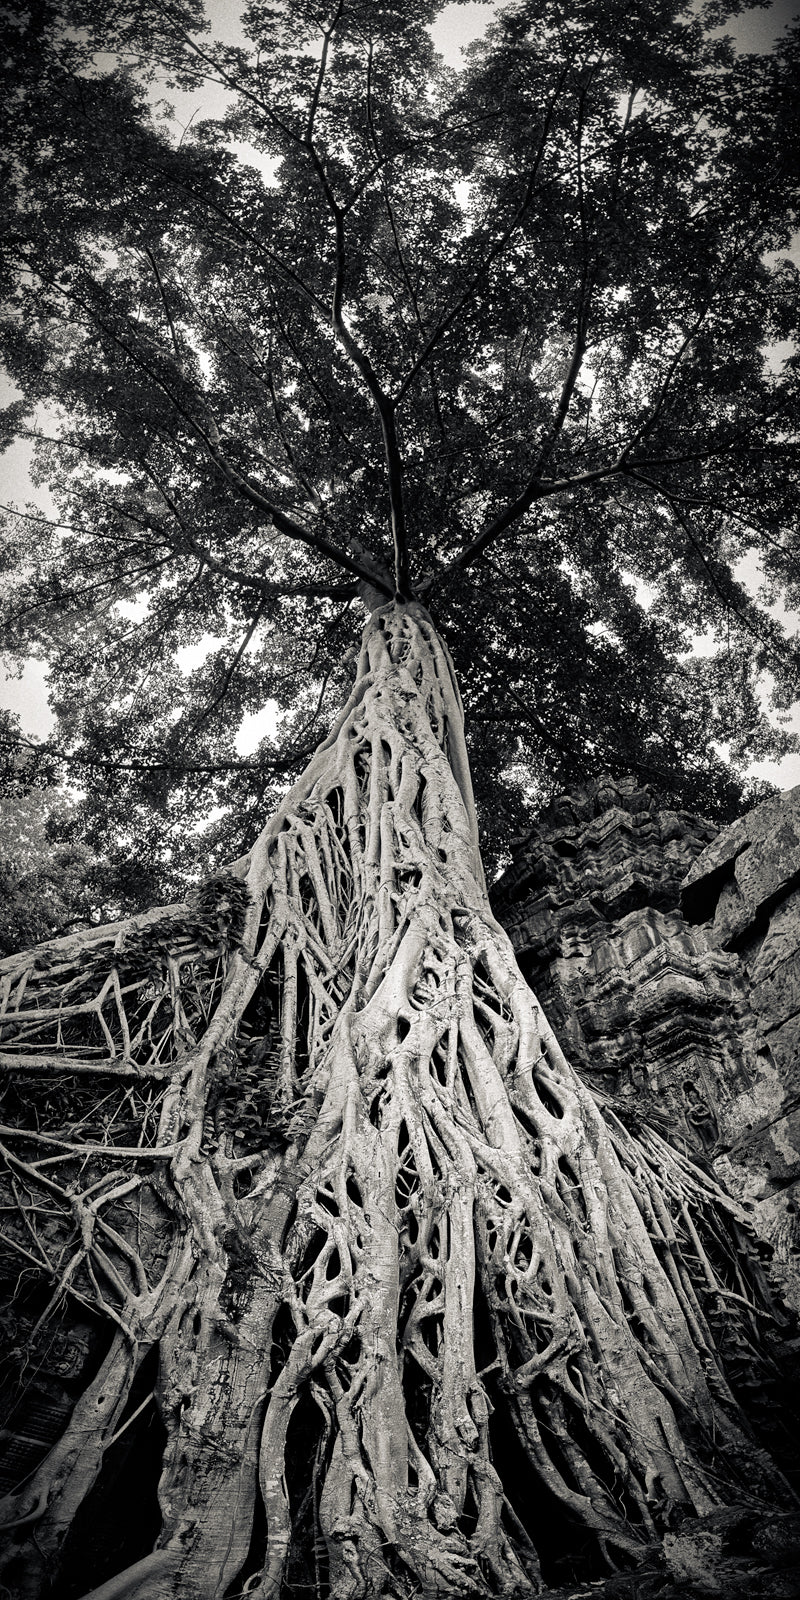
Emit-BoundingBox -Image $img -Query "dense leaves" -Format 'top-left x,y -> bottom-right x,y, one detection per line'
0,786 -> 111,953
1,0 -> 798,897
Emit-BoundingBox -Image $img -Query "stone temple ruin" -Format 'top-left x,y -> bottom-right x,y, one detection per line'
492,776 -> 800,1314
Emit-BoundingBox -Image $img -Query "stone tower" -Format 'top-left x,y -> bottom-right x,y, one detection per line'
492,777 -> 800,1310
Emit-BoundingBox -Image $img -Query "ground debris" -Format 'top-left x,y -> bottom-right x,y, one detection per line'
535,1510 -> 800,1600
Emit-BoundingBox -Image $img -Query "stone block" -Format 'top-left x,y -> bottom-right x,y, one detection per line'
682,784 -> 800,934
733,810 -> 800,916
750,889 -> 800,985
495,774 -> 800,1306
751,950 -> 800,1035
755,1013 -> 800,1096
711,874 -> 752,946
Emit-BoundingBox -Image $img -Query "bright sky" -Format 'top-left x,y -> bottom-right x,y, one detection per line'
1,0 -> 799,785
202,0 -> 800,62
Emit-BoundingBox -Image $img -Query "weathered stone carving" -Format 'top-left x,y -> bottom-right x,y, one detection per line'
493,776 -> 800,1309
683,785 -> 800,1311
0,1309 -> 101,1497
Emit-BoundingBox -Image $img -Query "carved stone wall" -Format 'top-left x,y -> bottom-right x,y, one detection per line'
492,776 -> 800,1310
682,786 -> 800,1308
0,1305 -> 103,1496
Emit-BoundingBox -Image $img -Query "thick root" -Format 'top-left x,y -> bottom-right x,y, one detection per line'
0,601 -> 795,1600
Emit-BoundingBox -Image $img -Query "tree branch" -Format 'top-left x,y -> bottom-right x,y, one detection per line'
12,254 -> 390,595
365,45 -> 448,448
618,310 -> 712,465
266,350 -> 323,511
3,731 -> 308,777
159,3 -> 410,591
186,601 -> 267,735
302,50 -> 409,591
134,470 -> 358,600
141,245 -> 184,367
437,80 -> 600,584
394,66 -> 570,407
625,468 -> 796,666
435,312 -> 593,583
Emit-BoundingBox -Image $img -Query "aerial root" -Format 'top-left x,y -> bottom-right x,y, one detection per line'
0,601 -> 794,1600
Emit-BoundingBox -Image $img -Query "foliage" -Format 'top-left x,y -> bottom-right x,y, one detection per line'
0,786 -> 111,954
0,0 -> 798,889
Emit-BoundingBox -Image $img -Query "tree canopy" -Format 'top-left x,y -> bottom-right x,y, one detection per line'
0,775 -> 117,953
1,0 -> 799,901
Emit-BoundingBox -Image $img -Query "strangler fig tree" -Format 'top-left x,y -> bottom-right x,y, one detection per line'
0,1 -> 799,1596
1,595 -> 797,1600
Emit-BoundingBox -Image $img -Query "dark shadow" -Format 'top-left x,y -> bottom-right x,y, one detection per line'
52,1345 -> 166,1599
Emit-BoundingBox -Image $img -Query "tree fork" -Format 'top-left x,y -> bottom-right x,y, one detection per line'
0,600 -> 795,1600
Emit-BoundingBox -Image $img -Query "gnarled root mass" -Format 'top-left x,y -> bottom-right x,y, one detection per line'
0,601 -> 796,1600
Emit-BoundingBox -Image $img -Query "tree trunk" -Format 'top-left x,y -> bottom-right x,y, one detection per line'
0,600 -> 794,1599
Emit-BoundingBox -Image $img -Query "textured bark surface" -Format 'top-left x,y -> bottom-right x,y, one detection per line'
0,603 -> 796,1600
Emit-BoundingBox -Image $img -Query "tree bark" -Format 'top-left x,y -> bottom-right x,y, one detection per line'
0,600 -> 794,1599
